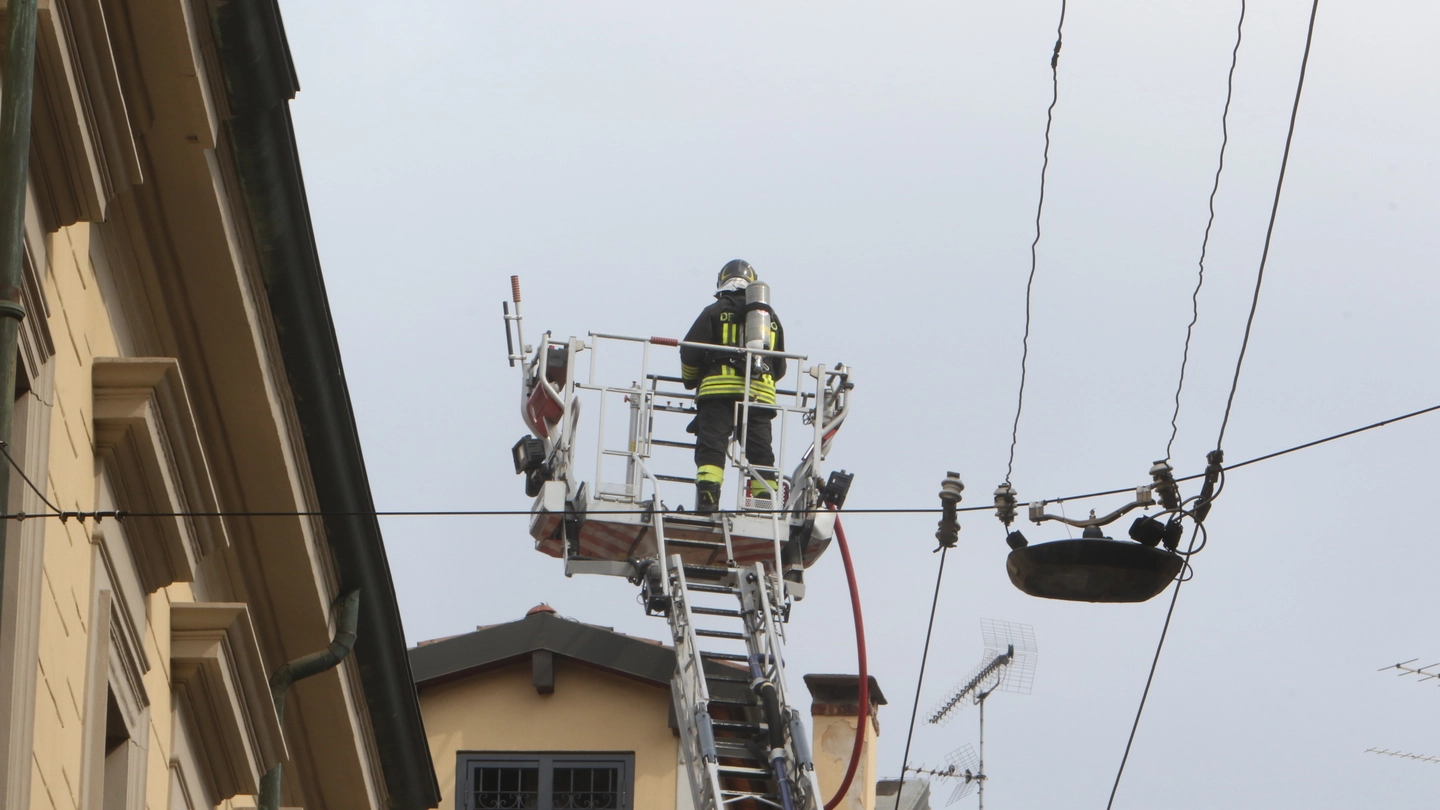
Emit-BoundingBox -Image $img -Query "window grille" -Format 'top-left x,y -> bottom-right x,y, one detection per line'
459,753 -> 633,810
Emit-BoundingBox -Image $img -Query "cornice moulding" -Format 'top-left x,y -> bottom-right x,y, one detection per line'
171,602 -> 287,801
93,356 -> 229,592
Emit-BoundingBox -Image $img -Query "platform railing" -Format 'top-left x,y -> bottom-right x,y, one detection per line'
577,332 -> 816,515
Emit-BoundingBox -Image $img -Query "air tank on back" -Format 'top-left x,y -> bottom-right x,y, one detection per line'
744,281 -> 772,372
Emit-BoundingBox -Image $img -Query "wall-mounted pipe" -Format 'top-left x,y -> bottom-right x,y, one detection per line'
259,589 -> 361,810
0,0 -> 39,664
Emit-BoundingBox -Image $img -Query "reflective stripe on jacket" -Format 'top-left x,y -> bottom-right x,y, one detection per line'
679,291 -> 785,404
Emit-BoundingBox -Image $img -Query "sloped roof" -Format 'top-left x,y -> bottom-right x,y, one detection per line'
409,611 -> 676,688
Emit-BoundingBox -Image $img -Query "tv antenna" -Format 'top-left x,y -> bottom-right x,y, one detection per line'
1367,748 -> 1440,765
904,745 -> 982,805
926,620 -> 1037,809
1380,658 -> 1440,686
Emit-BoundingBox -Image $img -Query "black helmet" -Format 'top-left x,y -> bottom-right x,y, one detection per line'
716,259 -> 758,290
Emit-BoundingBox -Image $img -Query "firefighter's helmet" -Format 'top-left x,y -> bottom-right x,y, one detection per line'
716,259 -> 757,291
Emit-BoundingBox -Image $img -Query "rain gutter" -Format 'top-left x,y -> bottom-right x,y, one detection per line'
207,3 -> 439,807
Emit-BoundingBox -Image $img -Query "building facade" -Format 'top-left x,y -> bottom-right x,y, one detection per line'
0,2 -> 437,809
410,606 -> 885,810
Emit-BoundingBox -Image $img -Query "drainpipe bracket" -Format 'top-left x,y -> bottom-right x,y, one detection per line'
0,299 -> 25,321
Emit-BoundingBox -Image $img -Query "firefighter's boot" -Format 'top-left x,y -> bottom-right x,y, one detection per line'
696,481 -> 721,515
749,475 -> 778,509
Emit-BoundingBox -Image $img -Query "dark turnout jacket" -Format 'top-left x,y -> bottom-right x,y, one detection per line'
680,291 -> 786,403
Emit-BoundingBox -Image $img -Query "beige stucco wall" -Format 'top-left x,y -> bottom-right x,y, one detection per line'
26,209 -> 233,810
812,713 -> 879,810
28,222 -> 123,810
1,3 -> 396,807
420,659 -> 680,810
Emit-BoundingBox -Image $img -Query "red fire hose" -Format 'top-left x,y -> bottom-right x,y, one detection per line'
823,512 -> 868,810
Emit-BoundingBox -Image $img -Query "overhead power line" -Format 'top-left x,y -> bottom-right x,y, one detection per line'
891,547 -> 950,810
1,399 -> 1432,524
1109,3 -> 1320,808
1215,0 -> 1321,452
1006,0 -> 1068,487
1167,0 -> 1247,461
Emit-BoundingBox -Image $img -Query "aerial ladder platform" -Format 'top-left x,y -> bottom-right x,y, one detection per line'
503,277 -> 854,810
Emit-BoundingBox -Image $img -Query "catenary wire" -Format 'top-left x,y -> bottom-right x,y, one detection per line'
1111,3 -> 1321,806
891,547 -> 950,810
1104,524 -> 1200,810
1006,0 -> 1068,486
0,399 -> 1431,523
1215,0 -> 1321,452
1167,0 -> 1247,461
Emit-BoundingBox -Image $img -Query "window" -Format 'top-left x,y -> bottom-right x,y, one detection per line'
458,754 -> 633,810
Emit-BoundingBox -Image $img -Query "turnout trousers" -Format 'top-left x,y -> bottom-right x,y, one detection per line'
693,397 -> 776,483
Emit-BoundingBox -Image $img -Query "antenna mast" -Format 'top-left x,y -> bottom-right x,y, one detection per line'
927,620 -> 1038,808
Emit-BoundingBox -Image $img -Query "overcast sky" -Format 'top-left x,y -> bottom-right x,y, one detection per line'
283,2 -> 1438,807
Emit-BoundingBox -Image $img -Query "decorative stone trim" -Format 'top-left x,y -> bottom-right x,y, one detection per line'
170,602 -> 286,801
93,357 -> 228,592
28,0 -> 143,229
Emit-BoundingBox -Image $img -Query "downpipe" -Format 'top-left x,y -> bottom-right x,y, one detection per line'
0,0 -> 39,654
258,590 -> 361,810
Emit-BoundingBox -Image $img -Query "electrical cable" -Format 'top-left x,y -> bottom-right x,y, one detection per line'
1104,524 -> 1200,810
1167,0 -> 1247,461
1109,5 -> 1321,805
1006,0 -> 1068,486
891,546 -> 949,810
0,399 -> 1430,524
823,514 -> 870,810
1215,0 -> 1321,452
0,440 -> 61,513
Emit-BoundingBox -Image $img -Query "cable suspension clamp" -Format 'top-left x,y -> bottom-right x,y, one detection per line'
1193,449 -> 1225,523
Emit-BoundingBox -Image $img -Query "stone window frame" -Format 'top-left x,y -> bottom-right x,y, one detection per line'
77,522 -> 154,810
0,228 -> 58,810
169,601 -> 286,803
91,357 -> 229,593
456,752 -> 636,810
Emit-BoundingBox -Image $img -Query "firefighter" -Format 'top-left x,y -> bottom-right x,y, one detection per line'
680,260 -> 786,514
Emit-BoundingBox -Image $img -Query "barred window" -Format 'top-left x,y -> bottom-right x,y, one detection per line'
459,754 -> 633,810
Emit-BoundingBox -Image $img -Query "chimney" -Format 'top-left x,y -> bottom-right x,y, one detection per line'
804,674 -> 887,810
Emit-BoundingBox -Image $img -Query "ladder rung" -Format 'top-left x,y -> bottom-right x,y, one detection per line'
712,720 -> 767,733
687,583 -> 738,594
721,789 -> 780,798
666,512 -> 719,526
696,628 -> 746,640
702,650 -> 750,662
668,537 -> 727,550
718,765 -> 772,778
684,563 -> 733,579
707,696 -> 756,707
715,745 -> 761,763
703,673 -> 751,683
693,606 -> 742,618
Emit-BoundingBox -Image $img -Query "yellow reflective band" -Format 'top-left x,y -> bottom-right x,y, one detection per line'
698,372 -> 777,403
697,465 -> 725,483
